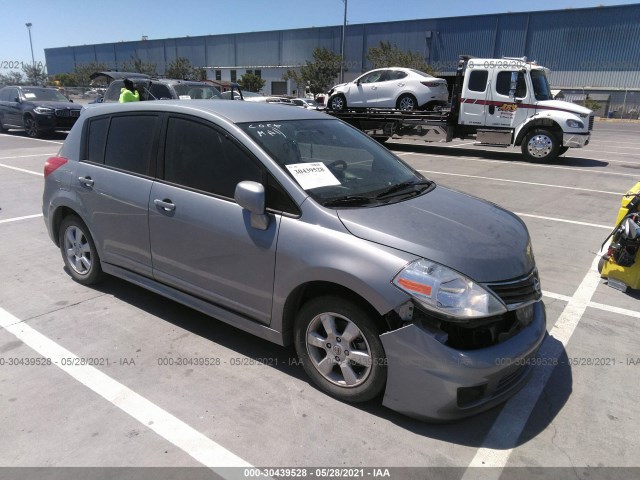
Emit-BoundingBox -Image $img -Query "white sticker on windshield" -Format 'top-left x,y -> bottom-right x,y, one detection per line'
179,95 -> 191,100
24,93 -> 36,98
286,162 -> 341,190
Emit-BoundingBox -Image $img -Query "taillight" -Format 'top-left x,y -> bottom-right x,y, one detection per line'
420,81 -> 445,88
44,156 -> 68,177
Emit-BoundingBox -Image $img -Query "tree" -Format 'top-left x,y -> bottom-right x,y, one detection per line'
50,73 -> 78,87
366,41 -> 435,74
0,71 -> 25,86
283,47 -> 342,96
166,57 -> 198,80
22,63 -> 48,85
583,96 -> 601,112
120,58 -> 157,76
73,62 -> 109,87
238,73 -> 265,93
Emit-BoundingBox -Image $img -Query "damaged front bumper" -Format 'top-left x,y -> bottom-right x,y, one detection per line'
380,300 -> 546,421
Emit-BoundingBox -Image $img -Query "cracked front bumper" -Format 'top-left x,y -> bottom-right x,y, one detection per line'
380,300 -> 546,421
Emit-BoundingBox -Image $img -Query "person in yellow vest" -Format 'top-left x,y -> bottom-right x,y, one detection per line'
118,79 -> 140,103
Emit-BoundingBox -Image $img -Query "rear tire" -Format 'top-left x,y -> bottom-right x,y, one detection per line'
58,215 -> 104,285
328,94 -> 347,111
294,296 -> 387,403
396,94 -> 418,111
521,128 -> 560,162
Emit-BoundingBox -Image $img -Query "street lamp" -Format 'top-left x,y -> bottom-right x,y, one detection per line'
25,22 -> 35,69
340,0 -> 347,83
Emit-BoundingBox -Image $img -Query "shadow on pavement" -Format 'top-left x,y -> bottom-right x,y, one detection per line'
84,275 -> 571,448
387,143 -> 609,168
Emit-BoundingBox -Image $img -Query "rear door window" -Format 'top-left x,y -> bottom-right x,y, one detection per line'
103,115 -> 159,175
467,70 -> 489,92
85,117 -> 110,164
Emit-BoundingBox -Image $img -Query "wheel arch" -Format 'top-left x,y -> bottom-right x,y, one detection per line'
51,206 -> 89,248
280,281 -> 387,346
514,118 -> 563,146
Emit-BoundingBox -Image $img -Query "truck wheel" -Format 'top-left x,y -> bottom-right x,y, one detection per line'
397,94 -> 418,111
598,254 -> 609,275
558,146 -> 569,156
521,128 -> 560,162
328,94 -> 347,111
294,296 -> 387,403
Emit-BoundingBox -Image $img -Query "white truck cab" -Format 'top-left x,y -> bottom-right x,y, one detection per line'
455,57 -> 593,161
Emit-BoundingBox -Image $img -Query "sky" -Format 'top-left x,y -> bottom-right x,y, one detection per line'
1,0 -> 638,73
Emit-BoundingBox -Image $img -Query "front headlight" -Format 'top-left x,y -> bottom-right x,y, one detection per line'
34,106 -> 55,114
566,119 -> 584,129
392,259 -> 507,320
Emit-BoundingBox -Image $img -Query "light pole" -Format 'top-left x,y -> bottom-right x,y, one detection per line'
340,0 -> 347,83
25,23 -> 35,69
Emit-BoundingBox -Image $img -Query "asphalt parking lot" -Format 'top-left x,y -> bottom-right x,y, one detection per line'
0,120 -> 639,480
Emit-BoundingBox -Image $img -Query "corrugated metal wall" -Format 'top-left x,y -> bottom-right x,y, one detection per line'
45,4 -> 640,89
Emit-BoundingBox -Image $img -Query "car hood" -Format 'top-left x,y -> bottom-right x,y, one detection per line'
336,186 -> 535,283
30,101 -> 82,109
536,99 -> 591,116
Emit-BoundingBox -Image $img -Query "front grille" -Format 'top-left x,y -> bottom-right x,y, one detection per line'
55,109 -> 80,118
485,270 -> 541,307
588,114 -> 594,131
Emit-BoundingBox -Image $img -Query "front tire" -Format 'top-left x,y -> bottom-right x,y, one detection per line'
58,215 -> 103,285
328,94 -> 347,111
521,128 -> 560,162
396,94 -> 418,111
558,146 -> 569,156
294,296 -> 387,402
24,116 -> 42,138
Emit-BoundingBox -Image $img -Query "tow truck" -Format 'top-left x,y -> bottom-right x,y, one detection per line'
327,56 -> 594,162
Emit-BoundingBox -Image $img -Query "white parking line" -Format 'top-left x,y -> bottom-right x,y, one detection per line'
398,151 -> 639,178
0,307 -> 257,475
0,134 -> 63,145
0,153 -> 56,161
462,253 -> 603,478
0,162 -> 43,176
417,169 -> 622,196
515,213 -> 611,229
0,213 -> 43,224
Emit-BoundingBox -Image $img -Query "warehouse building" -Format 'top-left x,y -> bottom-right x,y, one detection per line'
45,3 -> 640,116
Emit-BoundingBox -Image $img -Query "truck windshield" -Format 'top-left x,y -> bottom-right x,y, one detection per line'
531,69 -> 552,101
240,119 -> 431,207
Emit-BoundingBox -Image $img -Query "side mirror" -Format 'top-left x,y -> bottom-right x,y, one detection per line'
234,181 -> 270,230
14,96 -> 22,103
69,99 -> 74,103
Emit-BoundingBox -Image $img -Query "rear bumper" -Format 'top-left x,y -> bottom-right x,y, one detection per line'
380,300 -> 546,421
563,132 -> 590,148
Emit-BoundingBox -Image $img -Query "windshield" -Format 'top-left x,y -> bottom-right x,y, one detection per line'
240,119 -> 431,207
173,84 -> 222,99
21,88 -> 69,102
530,69 -> 552,101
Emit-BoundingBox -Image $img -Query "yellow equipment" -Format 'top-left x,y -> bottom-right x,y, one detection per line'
599,181 -> 640,291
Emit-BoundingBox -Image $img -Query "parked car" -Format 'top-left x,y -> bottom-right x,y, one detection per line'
291,98 -> 322,109
43,100 -> 545,421
0,85 -> 82,137
99,76 -> 224,103
327,67 -> 449,111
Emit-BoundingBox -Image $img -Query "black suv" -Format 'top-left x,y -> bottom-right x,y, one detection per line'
97,74 -> 225,103
0,86 -> 82,137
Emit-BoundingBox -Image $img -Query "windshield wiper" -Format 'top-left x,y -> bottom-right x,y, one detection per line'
375,180 -> 432,200
323,195 -> 376,207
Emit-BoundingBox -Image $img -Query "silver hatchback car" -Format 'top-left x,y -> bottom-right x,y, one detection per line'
43,100 -> 546,421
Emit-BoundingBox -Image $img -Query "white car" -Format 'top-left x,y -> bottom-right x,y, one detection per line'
327,67 -> 448,111
291,98 -> 322,109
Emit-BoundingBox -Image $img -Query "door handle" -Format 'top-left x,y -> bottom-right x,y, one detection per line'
78,176 -> 94,187
397,83 -> 405,87
154,198 -> 176,212
371,86 -> 377,90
